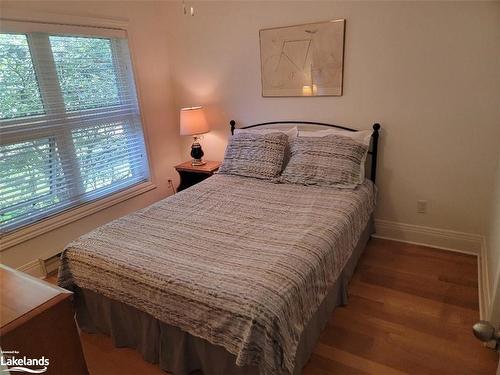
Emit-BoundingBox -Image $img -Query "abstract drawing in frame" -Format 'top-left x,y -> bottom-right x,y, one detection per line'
259,19 -> 345,97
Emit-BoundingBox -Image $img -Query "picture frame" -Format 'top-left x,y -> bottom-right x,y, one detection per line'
259,19 -> 346,97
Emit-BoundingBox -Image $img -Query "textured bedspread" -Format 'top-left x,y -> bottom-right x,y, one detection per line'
59,174 -> 375,374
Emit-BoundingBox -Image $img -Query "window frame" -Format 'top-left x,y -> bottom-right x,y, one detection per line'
0,16 -> 157,250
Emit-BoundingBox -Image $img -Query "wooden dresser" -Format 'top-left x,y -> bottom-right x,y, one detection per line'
0,264 -> 88,374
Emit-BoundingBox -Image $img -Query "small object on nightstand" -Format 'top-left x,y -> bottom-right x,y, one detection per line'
175,160 -> 220,192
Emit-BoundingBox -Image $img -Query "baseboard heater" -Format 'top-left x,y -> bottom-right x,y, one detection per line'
39,253 -> 61,277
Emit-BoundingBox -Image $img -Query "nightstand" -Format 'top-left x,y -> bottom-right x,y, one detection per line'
175,161 -> 221,192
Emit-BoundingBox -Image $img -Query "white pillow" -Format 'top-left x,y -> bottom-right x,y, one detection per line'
299,128 -> 372,145
234,126 -> 298,140
298,128 -> 372,183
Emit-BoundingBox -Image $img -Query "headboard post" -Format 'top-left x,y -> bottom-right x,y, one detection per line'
370,123 -> 381,183
230,120 -> 236,135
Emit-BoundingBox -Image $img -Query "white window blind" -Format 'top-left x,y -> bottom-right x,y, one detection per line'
0,26 -> 150,234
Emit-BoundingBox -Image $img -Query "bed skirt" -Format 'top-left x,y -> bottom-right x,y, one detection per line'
73,218 -> 374,375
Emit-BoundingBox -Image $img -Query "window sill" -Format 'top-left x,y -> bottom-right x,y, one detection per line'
1,181 -> 157,251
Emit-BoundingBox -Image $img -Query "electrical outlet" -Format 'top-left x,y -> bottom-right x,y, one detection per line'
417,200 -> 427,214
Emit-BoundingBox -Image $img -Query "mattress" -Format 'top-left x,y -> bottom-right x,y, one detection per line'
59,174 -> 376,374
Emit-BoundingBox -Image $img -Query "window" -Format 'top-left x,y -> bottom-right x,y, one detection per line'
0,34 -> 44,118
0,30 -> 150,234
50,36 -> 121,111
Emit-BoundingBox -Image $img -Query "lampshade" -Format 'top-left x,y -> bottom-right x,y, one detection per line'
180,106 -> 209,136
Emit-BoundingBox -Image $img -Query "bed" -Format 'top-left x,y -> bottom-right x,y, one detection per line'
58,120 -> 381,375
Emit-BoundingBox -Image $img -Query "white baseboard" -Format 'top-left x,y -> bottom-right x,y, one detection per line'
373,219 -> 482,255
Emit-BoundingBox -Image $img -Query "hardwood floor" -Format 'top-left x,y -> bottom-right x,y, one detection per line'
48,238 -> 498,374
303,239 -> 498,375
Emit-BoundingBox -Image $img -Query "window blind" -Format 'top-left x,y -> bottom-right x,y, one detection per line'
0,29 -> 150,234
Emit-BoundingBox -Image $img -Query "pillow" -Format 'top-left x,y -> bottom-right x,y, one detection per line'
234,126 -> 298,140
299,128 -> 372,181
219,132 -> 288,179
234,126 -> 297,169
280,134 -> 369,188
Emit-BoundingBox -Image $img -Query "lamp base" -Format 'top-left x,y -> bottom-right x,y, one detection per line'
190,137 -> 205,166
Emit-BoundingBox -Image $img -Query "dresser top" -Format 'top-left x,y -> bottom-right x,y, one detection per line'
175,160 -> 221,174
0,264 -> 71,332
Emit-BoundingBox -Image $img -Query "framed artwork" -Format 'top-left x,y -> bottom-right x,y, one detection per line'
259,19 -> 345,97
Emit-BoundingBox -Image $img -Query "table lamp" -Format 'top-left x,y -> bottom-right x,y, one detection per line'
180,106 -> 209,166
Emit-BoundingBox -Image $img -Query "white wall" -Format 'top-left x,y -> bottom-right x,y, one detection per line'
0,1 -> 182,269
164,1 -> 500,244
